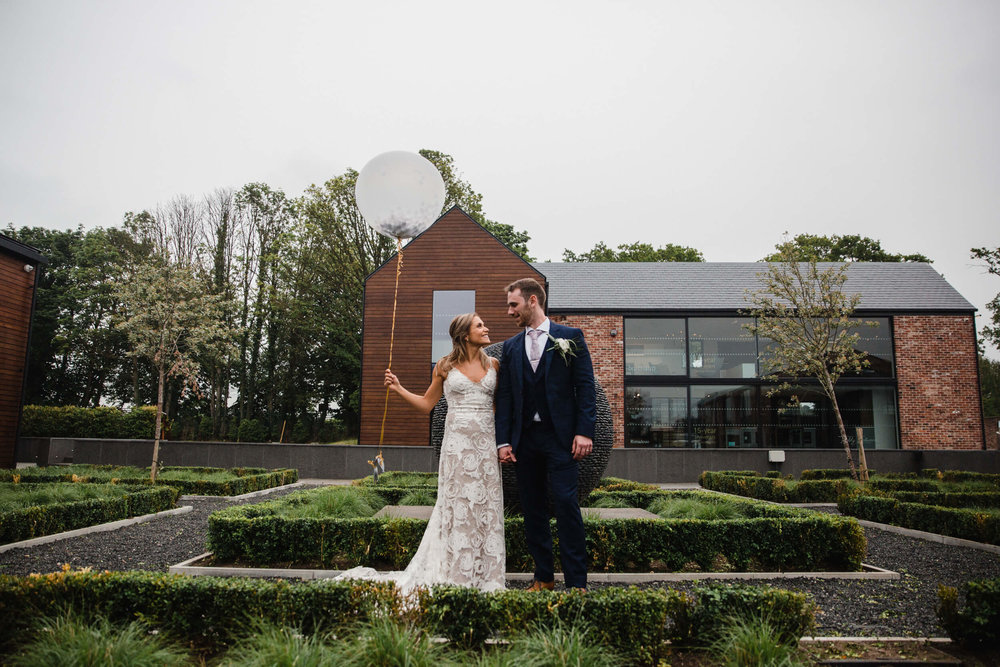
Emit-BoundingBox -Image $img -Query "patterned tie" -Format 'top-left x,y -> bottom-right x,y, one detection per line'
528,329 -> 543,371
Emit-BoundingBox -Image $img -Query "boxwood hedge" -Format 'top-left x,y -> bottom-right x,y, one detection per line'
0,466 -> 298,496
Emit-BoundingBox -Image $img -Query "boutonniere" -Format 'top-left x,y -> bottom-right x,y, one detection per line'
547,334 -> 579,365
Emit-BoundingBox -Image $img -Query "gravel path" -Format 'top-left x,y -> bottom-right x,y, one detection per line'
2,486 -> 998,638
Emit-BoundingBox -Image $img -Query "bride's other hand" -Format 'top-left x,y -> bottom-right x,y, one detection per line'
384,369 -> 401,391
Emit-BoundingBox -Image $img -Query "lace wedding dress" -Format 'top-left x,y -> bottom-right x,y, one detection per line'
337,366 -> 505,593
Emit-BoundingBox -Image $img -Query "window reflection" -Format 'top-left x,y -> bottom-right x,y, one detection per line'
432,291 -> 475,362
688,317 -> 757,379
759,386 -> 898,449
625,386 -> 688,447
690,385 -> 758,448
625,319 -> 686,376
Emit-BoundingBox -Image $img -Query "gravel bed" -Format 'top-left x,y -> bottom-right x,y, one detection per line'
2,490 -> 998,638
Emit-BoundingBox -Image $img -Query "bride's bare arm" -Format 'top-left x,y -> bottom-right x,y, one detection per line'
384,367 -> 445,414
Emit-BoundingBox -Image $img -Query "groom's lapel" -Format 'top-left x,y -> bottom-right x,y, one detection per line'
543,324 -> 558,376
510,331 -> 526,387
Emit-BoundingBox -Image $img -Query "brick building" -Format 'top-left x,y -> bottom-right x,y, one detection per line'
0,234 -> 46,468
361,209 -> 986,451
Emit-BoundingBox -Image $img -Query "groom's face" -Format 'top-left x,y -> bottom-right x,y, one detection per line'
506,289 -> 534,328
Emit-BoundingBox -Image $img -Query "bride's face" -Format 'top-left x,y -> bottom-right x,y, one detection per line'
467,317 -> 490,347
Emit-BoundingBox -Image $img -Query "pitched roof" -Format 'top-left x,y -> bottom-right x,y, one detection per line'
531,262 -> 975,313
0,233 -> 47,265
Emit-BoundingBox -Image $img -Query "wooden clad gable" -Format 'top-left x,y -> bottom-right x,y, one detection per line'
360,207 -> 544,447
0,236 -> 44,468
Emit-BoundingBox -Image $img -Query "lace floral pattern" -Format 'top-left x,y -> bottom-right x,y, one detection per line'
338,367 -> 505,594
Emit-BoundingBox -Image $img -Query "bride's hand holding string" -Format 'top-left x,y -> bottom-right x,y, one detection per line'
384,368 -> 402,393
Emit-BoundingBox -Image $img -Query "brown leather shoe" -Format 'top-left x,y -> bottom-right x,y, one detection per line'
526,579 -> 555,592
569,587 -> 587,594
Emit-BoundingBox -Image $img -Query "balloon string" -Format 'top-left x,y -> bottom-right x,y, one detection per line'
378,237 -> 404,452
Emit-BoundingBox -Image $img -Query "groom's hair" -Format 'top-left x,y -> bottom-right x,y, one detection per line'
506,278 -> 546,308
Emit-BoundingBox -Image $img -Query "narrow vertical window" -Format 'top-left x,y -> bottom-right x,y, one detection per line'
432,291 -> 476,362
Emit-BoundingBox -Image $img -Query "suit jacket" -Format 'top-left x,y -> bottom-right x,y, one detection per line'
495,322 -> 596,453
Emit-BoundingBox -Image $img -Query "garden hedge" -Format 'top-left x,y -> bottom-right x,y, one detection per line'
838,492 -> 1000,545
19,405 -> 162,439
0,569 -> 816,663
938,576 -> 1000,646
699,470 -> 851,503
0,466 -> 298,496
0,485 -> 178,545
208,496 -> 866,572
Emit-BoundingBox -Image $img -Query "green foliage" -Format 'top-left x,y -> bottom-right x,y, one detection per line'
979,356 -> 1000,417
763,233 -> 931,263
0,465 -> 298,496
562,241 -> 704,262
0,482 -> 131,511
800,468 -> 855,480
646,497 -> 741,520
0,485 -> 177,545
209,489 -> 865,572
562,241 -> 705,262
398,490 -> 436,506
277,486 -> 383,519
838,491 -> 1000,545
336,616 -> 458,667
355,471 -> 438,487
500,618 -> 622,667
709,612 -> 809,667
20,405 -> 161,439
236,418 -> 268,442
971,246 -> 1000,350
6,612 -> 190,667
0,571 -> 816,665
699,470 -> 853,503
0,570 -> 400,650
216,620 -> 340,667
593,477 -> 660,492
938,577 -> 1000,646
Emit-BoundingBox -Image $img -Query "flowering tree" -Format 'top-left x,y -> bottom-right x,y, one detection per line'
744,240 -> 873,481
116,259 -> 236,481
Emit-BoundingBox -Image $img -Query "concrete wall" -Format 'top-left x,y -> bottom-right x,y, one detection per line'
16,437 -> 1000,482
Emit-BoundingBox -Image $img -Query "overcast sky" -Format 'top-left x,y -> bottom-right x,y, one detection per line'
2,0 -> 998,357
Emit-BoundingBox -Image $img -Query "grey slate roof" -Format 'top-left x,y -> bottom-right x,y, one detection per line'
530,262 -> 975,313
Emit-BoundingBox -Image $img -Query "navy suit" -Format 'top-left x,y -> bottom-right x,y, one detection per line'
495,322 -> 596,588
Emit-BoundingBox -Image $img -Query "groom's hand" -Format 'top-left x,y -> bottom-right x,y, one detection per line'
498,445 -> 516,464
572,435 -> 593,461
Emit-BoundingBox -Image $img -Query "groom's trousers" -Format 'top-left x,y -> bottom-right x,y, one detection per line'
515,420 -> 588,589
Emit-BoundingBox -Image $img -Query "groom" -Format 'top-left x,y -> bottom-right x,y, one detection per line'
496,278 -> 596,591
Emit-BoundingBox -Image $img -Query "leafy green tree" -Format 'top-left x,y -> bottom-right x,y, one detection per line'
116,258 -> 236,480
745,238 -> 873,481
971,246 -> 1000,350
563,241 -> 704,262
418,149 -> 533,260
980,356 -> 1000,418
762,234 -> 931,263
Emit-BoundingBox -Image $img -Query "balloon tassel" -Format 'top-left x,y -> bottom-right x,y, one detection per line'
378,237 -> 404,452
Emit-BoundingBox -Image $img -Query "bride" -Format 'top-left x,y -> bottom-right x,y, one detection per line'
337,312 -> 505,593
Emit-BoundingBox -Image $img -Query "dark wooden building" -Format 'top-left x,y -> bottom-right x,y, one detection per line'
360,207 -> 543,447
0,234 -> 46,468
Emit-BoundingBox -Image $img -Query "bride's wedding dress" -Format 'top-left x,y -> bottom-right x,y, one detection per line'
337,366 -> 505,593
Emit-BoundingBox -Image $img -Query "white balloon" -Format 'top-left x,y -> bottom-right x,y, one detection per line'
355,151 -> 447,239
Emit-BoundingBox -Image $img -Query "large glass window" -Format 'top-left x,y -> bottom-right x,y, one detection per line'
759,386 -> 898,449
625,386 -> 688,447
690,385 -> 758,448
851,318 -> 894,377
432,291 -> 475,361
688,317 -> 757,379
625,319 -> 686,376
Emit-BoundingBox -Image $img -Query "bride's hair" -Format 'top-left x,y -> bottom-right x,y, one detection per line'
437,312 -> 491,375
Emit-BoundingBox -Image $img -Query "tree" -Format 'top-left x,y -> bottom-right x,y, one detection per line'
745,239 -> 873,481
762,234 -> 932,263
971,246 -> 1000,350
116,258 -> 235,480
563,241 -> 704,262
980,356 -> 1000,418
418,149 -> 533,260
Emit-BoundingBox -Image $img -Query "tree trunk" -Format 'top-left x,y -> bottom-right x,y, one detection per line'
824,373 -> 858,481
151,366 -> 165,482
